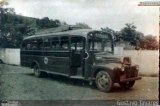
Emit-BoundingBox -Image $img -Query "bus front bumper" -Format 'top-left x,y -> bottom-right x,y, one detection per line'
120,76 -> 142,82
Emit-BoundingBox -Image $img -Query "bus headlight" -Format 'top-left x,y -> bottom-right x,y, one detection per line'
135,65 -> 139,70
121,66 -> 125,72
123,57 -> 131,65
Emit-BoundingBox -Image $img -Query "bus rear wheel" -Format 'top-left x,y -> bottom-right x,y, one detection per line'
33,64 -> 42,77
95,71 -> 113,92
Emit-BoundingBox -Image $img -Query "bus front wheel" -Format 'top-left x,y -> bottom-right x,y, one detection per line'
95,71 -> 113,92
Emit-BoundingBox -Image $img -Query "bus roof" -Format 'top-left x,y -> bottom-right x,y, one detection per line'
24,29 -> 104,40
24,29 -> 92,40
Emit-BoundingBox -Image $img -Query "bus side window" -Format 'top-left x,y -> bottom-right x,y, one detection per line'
71,37 -> 84,51
21,41 -> 26,50
22,40 -> 31,50
60,37 -> 69,50
37,38 -> 43,50
32,40 -> 38,50
26,43 -> 31,50
44,38 -> 51,50
51,37 -> 59,50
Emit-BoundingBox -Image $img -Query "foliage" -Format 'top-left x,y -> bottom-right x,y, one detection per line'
0,3 -> 35,47
120,23 -> 140,46
36,17 -> 61,29
139,35 -> 159,50
0,1 -> 62,48
0,0 -> 16,47
70,23 -> 91,30
101,27 -> 115,35
101,23 -> 158,50
101,27 -> 120,42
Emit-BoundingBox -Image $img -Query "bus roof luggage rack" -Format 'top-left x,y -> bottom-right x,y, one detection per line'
35,25 -> 90,35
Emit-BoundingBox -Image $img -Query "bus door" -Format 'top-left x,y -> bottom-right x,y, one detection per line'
70,36 -> 86,77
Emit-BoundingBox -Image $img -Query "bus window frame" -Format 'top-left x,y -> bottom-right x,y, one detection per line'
43,37 -> 52,50
70,36 -> 86,51
59,36 -> 70,50
51,36 -> 60,50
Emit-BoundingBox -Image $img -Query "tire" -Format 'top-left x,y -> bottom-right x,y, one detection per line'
119,81 -> 135,89
95,71 -> 113,92
33,64 -> 42,77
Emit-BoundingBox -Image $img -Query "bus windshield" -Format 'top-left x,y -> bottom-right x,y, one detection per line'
88,33 -> 113,53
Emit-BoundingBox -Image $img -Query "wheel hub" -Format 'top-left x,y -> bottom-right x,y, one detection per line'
98,75 -> 109,87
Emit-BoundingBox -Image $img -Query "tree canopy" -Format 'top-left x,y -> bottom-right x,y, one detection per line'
139,35 -> 159,50
0,1 -> 63,48
101,23 -> 158,50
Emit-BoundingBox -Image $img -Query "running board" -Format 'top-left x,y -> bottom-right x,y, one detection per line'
70,76 -> 84,79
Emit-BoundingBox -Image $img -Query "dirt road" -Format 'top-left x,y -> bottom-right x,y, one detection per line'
0,64 -> 158,100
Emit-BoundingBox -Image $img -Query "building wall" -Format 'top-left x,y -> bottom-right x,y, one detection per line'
0,48 -> 20,65
123,50 -> 159,76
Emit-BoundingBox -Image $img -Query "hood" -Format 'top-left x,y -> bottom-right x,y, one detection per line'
94,52 -> 122,69
95,52 -> 121,63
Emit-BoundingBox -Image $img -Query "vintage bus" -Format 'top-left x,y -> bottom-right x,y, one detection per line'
20,29 -> 141,92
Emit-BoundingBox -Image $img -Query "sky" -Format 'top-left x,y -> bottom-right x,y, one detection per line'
5,0 -> 160,36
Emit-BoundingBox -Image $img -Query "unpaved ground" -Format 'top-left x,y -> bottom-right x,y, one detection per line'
0,64 -> 158,100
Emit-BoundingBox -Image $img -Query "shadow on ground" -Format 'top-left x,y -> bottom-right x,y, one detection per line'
25,72 -> 132,93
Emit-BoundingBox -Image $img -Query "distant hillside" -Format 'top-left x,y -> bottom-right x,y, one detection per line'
1,12 -> 91,48
4,13 -> 37,28
6,14 -> 91,34
1,13 -> 62,48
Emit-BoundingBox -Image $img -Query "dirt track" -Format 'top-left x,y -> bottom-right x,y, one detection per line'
0,64 -> 158,100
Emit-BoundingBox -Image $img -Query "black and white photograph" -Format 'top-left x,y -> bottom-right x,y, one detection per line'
0,0 -> 159,106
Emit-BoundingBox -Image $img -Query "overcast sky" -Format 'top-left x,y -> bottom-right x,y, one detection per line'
7,0 -> 159,36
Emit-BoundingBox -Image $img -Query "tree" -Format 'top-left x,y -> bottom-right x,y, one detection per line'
101,27 -> 120,42
36,17 -> 61,29
139,35 -> 158,50
0,0 -> 13,47
101,27 -> 114,34
101,27 -> 114,41
120,23 -> 136,41
120,23 -> 143,46
0,1 -> 36,48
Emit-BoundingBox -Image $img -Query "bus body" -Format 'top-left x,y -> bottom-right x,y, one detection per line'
20,29 -> 141,92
